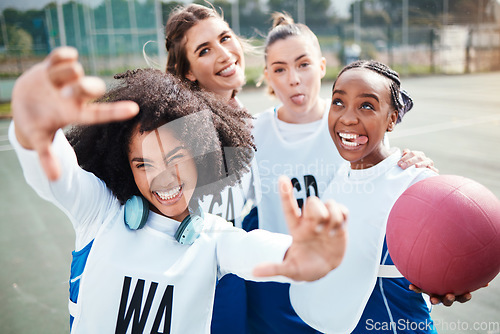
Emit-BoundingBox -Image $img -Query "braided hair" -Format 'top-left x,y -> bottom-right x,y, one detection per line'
67,68 -> 255,204
334,60 -> 413,124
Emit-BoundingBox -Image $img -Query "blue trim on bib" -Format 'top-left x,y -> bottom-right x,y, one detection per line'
351,238 -> 436,334
242,207 -> 259,232
69,239 -> 94,330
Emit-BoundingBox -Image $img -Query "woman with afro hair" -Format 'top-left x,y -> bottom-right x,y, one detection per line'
9,47 -> 348,334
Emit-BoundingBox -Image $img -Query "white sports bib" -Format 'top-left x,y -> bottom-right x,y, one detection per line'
252,106 -> 345,234
290,150 -> 436,334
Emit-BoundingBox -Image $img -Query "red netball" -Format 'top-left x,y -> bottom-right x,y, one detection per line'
386,175 -> 500,295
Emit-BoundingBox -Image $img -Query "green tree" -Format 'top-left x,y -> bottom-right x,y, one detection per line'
2,7 -> 47,53
6,25 -> 33,55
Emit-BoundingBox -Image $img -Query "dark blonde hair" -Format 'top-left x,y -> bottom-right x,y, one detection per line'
263,12 -> 322,95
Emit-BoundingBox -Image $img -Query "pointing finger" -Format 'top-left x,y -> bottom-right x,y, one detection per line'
279,176 -> 300,230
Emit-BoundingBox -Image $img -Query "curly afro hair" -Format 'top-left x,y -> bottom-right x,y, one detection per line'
66,68 -> 255,205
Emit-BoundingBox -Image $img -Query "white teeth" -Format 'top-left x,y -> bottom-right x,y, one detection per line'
339,132 -> 358,139
155,186 -> 181,200
219,63 -> 235,75
339,132 -> 360,147
341,138 -> 360,147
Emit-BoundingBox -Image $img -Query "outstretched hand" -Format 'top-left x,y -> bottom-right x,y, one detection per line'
11,47 -> 139,181
253,176 -> 348,282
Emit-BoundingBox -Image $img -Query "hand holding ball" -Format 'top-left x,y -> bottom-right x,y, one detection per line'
386,175 -> 500,296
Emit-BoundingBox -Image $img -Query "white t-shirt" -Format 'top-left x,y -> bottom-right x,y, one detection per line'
275,115 -> 323,143
198,97 -> 260,228
198,160 -> 259,228
9,122 -> 291,334
252,104 -> 346,234
289,149 -> 437,334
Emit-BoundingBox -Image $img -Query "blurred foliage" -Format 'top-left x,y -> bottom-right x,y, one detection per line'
348,0 -> 497,26
0,102 -> 11,117
4,26 -> 33,55
1,0 -> 496,53
0,0 -> 498,81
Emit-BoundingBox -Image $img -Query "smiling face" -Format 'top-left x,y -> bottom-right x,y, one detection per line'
128,126 -> 198,222
264,35 -> 326,124
328,68 -> 398,169
183,17 -> 245,101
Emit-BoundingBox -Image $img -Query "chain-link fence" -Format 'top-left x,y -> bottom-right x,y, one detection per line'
1,0 -> 500,101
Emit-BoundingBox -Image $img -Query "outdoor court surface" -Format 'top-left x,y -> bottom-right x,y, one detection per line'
1,72 -> 499,333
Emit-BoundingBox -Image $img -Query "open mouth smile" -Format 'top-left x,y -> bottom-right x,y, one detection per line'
153,185 -> 183,204
217,62 -> 238,77
338,132 -> 368,149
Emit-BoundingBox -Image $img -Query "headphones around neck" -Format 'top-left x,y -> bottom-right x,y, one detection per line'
124,195 -> 204,245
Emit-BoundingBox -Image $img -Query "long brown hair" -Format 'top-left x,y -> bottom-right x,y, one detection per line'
165,4 -> 221,82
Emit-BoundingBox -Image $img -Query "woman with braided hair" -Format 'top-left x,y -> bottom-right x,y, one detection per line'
289,60 -> 473,334
239,13 -> 443,334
